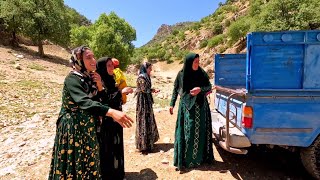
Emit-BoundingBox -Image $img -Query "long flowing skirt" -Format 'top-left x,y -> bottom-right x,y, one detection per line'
135,93 -> 159,151
97,118 -> 124,180
174,99 -> 214,169
49,113 -> 101,179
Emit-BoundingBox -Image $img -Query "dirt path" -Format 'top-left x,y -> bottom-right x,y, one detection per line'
0,45 -> 312,179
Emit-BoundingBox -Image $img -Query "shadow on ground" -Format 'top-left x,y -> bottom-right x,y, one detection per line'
125,168 -> 158,180
206,140 -> 313,180
152,143 -> 174,153
11,45 -> 69,66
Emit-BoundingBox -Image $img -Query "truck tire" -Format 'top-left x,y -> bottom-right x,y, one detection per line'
300,136 -> 320,179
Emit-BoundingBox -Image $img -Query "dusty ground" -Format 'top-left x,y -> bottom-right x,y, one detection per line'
0,45 -> 313,179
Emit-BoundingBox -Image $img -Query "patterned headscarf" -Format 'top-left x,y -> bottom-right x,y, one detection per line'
138,62 -> 152,85
69,45 -> 97,96
69,45 -> 90,74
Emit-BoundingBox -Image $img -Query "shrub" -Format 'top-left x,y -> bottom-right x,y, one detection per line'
208,34 -> 225,48
200,40 -> 208,48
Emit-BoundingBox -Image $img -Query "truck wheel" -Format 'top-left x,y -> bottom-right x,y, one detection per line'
300,136 -> 320,179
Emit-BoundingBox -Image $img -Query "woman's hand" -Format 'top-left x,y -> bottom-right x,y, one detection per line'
91,72 -> 103,91
169,106 -> 174,115
122,87 -> 133,95
106,109 -> 134,128
190,87 -> 201,96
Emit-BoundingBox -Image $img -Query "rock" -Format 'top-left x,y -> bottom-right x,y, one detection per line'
16,54 -> 24,59
18,142 -> 26,147
161,159 -> 169,164
14,63 -> 22,70
0,165 -> 16,176
4,137 -> 14,145
31,114 -> 41,121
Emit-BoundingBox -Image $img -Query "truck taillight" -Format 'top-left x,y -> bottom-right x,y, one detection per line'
242,106 -> 253,128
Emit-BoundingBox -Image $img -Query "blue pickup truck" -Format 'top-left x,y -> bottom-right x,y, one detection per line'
212,30 -> 320,179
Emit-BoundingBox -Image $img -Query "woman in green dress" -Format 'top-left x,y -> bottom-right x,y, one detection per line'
169,53 -> 214,171
48,46 -> 133,179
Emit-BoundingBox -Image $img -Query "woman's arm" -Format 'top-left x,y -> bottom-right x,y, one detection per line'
106,109 -> 133,128
200,71 -> 212,94
65,74 -> 109,116
66,74 -> 133,128
169,72 -> 181,108
137,77 -> 148,93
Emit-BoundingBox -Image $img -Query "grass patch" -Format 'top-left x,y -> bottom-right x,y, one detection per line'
153,97 -> 171,108
0,106 -> 7,111
16,80 -> 43,89
125,73 -> 137,88
28,64 -> 46,71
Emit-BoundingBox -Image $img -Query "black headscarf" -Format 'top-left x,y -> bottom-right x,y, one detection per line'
96,57 -> 122,109
181,53 -> 208,93
180,53 -> 209,107
96,57 -> 117,92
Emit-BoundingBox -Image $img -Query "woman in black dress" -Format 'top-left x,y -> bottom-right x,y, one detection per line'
96,57 -> 133,180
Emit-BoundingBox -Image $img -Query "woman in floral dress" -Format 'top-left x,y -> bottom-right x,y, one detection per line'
48,46 -> 133,179
135,62 -> 159,155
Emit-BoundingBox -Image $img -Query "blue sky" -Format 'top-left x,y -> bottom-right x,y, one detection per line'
64,0 -> 225,47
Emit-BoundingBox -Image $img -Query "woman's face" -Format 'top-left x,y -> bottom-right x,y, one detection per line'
83,49 -> 96,72
106,60 -> 114,75
147,65 -> 152,76
192,57 -> 199,71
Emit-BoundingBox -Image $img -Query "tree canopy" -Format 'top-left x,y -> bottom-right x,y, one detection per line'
71,12 -> 136,69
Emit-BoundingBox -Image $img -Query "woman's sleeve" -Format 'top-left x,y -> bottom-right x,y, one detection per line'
92,89 -> 107,102
137,77 -> 147,93
200,71 -> 212,94
65,75 -> 109,116
170,72 -> 180,107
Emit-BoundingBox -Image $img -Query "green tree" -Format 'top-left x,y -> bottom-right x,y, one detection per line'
0,0 -> 24,46
227,16 -> 251,44
252,0 -> 320,31
22,0 -> 70,56
65,6 -> 91,26
130,49 -> 145,65
70,25 -> 91,47
89,12 -> 136,69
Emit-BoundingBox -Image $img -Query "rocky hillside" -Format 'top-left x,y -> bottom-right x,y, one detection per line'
134,0 -> 250,78
145,22 -> 195,46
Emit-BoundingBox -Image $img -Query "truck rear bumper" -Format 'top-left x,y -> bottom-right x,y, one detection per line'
211,110 -> 251,154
